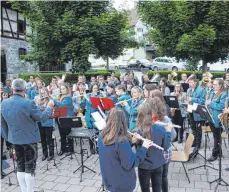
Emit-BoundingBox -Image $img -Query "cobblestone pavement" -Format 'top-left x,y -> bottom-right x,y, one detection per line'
1,127 -> 229,192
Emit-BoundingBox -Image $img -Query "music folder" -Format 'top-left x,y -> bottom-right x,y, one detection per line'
100,98 -> 114,110
169,85 -> 175,93
90,97 -> 103,109
195,105 -> 215,125
50,106 -> 68,118
163,96 -> 179,108
181,83 -> 189,92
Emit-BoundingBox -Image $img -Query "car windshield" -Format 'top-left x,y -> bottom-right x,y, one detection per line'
139,59 -> 150,63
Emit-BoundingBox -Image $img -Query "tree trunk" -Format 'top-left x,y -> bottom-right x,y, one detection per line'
202,59 -> 208,73
106,56 -> 109,70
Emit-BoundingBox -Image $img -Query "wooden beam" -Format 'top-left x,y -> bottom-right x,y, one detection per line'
17,11 -> 19,38
1,5 -> 3,36
4,7 -> 14,38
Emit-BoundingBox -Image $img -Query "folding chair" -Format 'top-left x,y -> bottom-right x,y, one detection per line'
171,133 -> 194,183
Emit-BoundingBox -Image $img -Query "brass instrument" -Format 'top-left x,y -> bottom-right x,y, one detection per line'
151,73 -> 160,82
167,71 -> 178,86
200,72 -> 212,88
218,97 -> 229,128
185,74 -> 196,83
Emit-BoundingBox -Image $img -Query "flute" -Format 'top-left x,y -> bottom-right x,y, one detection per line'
128,131 -> 164,151
115,98 -> 133,106
154,121 -> 181,129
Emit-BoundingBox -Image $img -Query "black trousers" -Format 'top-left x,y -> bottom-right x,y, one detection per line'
14,143 -> 38,175
138,167 -> 163,192
172,110 -> 185,140
39,125 -> 54,156
209,123 -> 222,157
162,162 -> 169,192
189,113 -> 203,149
1,136 -> 4,172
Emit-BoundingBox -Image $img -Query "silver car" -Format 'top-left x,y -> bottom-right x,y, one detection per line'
151,57 -> 186,71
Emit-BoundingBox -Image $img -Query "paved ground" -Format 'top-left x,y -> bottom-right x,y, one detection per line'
1,123 -> 229,192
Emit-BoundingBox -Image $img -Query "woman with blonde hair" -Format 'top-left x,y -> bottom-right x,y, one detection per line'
136,100 -> 172,192
121,86 -> 144,130
98,107 -> 152,192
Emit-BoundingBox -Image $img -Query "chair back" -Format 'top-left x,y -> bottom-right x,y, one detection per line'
184,133 -> 194,156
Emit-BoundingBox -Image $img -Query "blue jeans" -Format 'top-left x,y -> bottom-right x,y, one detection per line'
138,166 -> 163,192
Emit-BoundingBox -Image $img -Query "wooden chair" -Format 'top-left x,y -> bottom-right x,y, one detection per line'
171,133 -> 194,183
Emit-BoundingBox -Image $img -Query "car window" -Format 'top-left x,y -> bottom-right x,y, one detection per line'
129,60 -> 136,64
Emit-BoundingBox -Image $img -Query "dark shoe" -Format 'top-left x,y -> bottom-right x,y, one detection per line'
47,155 -> 54,161
90,149 -> 95,155
66,152 -> 73,156
192,142 -> 196,147
178,139 -> 183,144
208,156 -> 218,162
58,151 -> 65,156
42,155 -> 48,161
189,148 -> 198,160
1,171 -> 6,179
225,168 -> 229,171
172,137 -> 178,142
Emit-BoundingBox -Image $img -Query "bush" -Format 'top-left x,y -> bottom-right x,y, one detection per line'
147,70 -> 226,80
19,70 -> 121,86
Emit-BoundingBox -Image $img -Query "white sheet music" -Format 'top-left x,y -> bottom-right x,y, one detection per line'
187,104 -> 193,113
91,111 -> 106,131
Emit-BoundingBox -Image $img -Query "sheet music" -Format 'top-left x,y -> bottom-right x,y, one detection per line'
187,104 -> 193,113
91,111 -> 106,131
98,106 -> 107,119
192,103 -> 198,111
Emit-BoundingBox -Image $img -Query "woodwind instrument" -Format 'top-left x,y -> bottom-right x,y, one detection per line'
154,121 -> 181,129
115,98 -> 133,106
128,131 -> 164,151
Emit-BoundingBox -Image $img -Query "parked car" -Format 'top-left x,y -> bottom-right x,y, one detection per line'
151,57 -> 186,71
127,59 -> 152,70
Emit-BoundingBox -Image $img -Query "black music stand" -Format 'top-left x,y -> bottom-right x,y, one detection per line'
181,83 -> 189,92
164,96 -> 179,108
189,105 -> 217,171
67,129 -> 96,182
209,120 -> 229,191
58,117 -> 81,163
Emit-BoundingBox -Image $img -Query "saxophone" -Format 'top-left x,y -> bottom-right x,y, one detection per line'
218,97 -> 229,128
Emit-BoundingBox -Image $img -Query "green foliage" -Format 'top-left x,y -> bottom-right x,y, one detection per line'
138,1 -> 229,72
11,1 -> 138,73
19,70 -> 121,86
147,70 -> 226,80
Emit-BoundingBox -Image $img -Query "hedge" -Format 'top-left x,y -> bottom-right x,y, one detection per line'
19,70 -> 121,86
147,70 -> 226,80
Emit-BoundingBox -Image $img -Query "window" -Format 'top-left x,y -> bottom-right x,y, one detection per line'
18,20 -> 26,34
137,28 -> 143,32
18,48 -> 27,58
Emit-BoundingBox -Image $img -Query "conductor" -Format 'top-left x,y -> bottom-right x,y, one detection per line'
1,78 -> 54,192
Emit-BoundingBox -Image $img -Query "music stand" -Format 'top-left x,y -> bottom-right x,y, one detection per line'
57,117 -> 80,163
164,96 -> 179,108
149,81 -> 159,86
169,85 -> 175,93
209,117 -> 229,191
189,105 -> 217,171
67,128 -> 96,182
181,83 -> 189,92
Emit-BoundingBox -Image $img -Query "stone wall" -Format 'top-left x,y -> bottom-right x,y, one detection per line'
1,37 -> 38,78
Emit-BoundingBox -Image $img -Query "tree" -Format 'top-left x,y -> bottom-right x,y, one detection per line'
11,1 -> 137,72
138,1 -> 229,72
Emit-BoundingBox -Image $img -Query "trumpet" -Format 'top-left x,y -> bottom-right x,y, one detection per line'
128,131 -> 164,151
